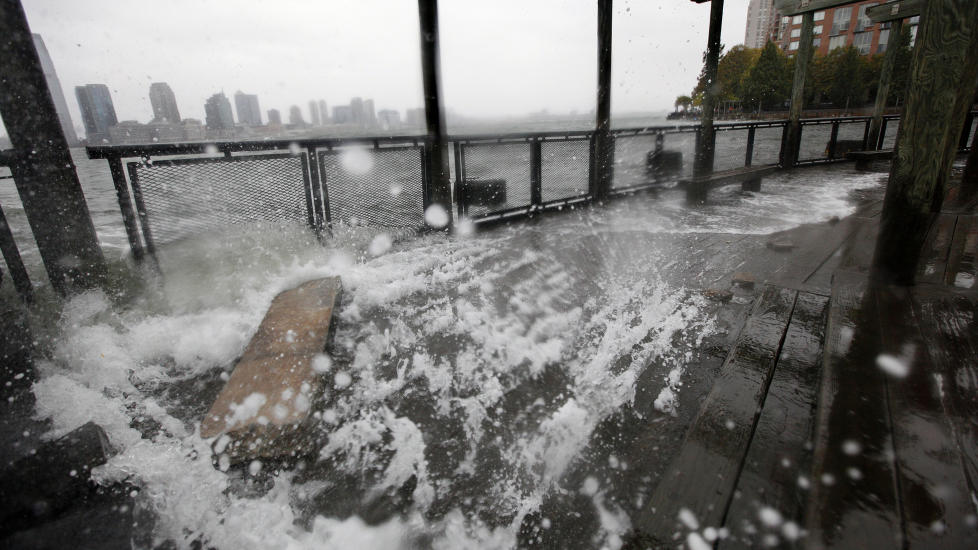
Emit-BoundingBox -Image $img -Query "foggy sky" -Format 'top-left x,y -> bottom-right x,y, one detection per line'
16,0 -> 749,133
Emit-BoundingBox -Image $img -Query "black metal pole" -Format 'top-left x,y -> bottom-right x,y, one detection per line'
694,0 -> 723,177
593,0 -> 614,199
0,0 -> 107,295
418,0 -> 452,225
745,126 -> 756,167
107,156 -> 145,261
530,139 -> 543,207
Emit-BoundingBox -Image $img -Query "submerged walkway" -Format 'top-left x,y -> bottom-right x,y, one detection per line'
625,188 -> 978,547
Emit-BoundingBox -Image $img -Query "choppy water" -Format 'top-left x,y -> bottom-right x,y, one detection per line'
4,134 -> 889,549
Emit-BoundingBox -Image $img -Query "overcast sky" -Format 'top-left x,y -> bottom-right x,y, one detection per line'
17,0 -> 750,131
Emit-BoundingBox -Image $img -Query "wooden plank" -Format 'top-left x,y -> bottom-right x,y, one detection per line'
805,272 -> 903,548
631,286 -> 797,544
916,213 -> 957,285
911,290 -> 978,518
867,0 -> 923,23
200,277 -> 342,459
774,0 -> 859,16
877,286 -> 976,547
719,291 -> 829,548
944,215 -> 977,289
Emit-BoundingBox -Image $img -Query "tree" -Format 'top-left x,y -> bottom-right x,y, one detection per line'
827,46 -> 869,108
674,95 -> 693,112
886,23 -> 914,106
692,45 -> 759,104
742,41 -> 791,111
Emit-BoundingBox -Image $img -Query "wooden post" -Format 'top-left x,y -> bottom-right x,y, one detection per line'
592,0 -> 614,199
867,19 -> 905,151
782,11 -> 814,168
0,0 -> 107,295
418,0 -> 452,225
693,0 -> 724,177
872,0 -> 978,285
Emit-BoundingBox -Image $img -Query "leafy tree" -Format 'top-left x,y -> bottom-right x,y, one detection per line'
886,23 -> 914,106
827,46 -> 868,108
742,41 -> 791,111
674,95 -> 693,112
692,45 -> 759,104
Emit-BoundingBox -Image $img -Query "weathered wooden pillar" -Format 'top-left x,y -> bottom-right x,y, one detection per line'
872,0 -> 978,285
418,0 -> 452,225
693,0 -> 724,177
0,0 -> 107,295
782,11 -> 814,168
592,0 -> 614,199
867,19 -> 904,151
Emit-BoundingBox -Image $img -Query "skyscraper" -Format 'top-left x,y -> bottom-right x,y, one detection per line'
289,105 -> 305,126
308,100 -> 321,126
350,97 -> 364,126
267,109 -> 282,126
234,91 -> 262,126
363,99 -> 376,127
75,84 -> 118,142
204,92 -> 234,130
149,82 -> 181,123
332,105 -> 353,124
318,100 -> 328,124
744,0 -> 779,49
32,34 -> 78,145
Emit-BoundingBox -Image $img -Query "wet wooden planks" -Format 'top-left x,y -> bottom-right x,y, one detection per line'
944,215 -> 977,289
632,285 -> 798,542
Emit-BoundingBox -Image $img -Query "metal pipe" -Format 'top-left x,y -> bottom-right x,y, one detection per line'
593,0 -> 614,199
107,156 -> 145,261
694,0 -> 724,177
418,0 -> 452,224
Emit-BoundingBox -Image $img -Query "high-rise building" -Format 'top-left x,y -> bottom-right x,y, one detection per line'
350,97 -> 364,126
744,0 -> 779,49
776,1 -> 916,57
318,100 -> 328,124
267,108 -> 282,126
308,100 -> 321,126
32,34 -> 78,145
149,82 -> 181,123
75,84 -> 118,142
289,105 -> 305,126
332,105 -> 353,124
204,92 -> 234,130
234,91 -> 262,126
405,107 -> 425,127
363,99 -> 376,127
377,109 -> 401,130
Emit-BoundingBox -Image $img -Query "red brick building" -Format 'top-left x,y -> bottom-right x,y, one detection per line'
775,0 -> 917,58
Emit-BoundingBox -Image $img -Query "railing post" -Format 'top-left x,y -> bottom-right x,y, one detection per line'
827,121 -> 840,159
867,18 -> 904,151
418,0 -> 452,225
959,111 -> 975,150
0,201 -> 34,303
107,156 -> 145,261
861,118 -> 872,150
125,162 -> 158,258
530,139 -> 543,208
783,11 -> 814,169
877,118 -> 889,150
694,0 -> 724,177
592,0 -> 614,199
0,0 -> 107,295
745,126 -> 756,167
305,147 -> 328,236
453,141 -> 465,219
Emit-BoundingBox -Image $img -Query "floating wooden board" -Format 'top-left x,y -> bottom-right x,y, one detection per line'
200,277 -> 342,460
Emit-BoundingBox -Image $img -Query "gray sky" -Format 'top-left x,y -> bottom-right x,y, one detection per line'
19,0 -> 749,130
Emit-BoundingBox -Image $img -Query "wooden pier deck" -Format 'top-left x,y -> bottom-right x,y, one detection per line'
625,194 -> 978,547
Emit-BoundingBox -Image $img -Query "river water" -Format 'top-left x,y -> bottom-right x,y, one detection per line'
1,123 -> 894,548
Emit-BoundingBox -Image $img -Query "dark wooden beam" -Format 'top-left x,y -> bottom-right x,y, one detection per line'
693,0 -> 724,179
592,0 -> 614,199
782,11 -> 814,168
867,0 -> 922,23
0,0 -> 107,295
867,18 -> 905,151
774,0 -> 856,16
418,0 -> 452,225
872,0 -> 978,285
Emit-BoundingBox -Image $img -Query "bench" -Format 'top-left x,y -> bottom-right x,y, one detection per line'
679,164 -> 779,201
846,149 -> 893,170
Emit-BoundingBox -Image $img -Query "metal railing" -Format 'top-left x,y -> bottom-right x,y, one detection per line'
80,112 -> 975,264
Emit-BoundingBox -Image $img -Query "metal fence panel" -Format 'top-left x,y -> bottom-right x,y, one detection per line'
459,142 -> 531,218
541,140 -> 590,202
318,146 -> 425,227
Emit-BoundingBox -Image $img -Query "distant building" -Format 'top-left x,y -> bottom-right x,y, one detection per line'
308,100 -> 321,126
350,97 -> 364,126
267,108 -> 282,126
149,82 -> 181,123
332,105 -> 353,124
744,0 -> 779,49
318,100 -> 328,124
234,91 -> 262,126
289,105 -> 305,126
181,119 -> 206,140
204,92 -> 234,130
32,34 -> 78,145
405,107 -> 425,127
75,83 -> 118,143
108,120 -> 150,144
363,99 -> 376,127
776,2 -> 916,57
377,109 -> 400,130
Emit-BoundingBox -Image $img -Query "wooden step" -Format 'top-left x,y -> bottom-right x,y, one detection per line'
200,277 -> 342,460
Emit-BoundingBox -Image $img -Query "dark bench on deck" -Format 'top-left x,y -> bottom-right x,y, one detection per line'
679,164 -> 779,202
846,149 -> 894,170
